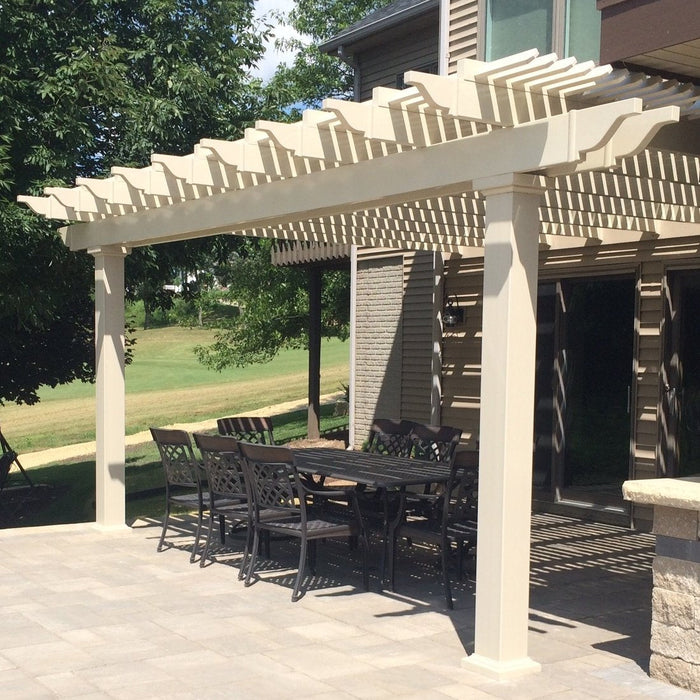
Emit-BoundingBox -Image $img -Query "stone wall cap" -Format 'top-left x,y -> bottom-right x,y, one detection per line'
623,477 -> 700,509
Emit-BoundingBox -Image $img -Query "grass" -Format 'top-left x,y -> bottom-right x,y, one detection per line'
8,403 -> 349,528
0,325 -> 349,528
1,327 -> 349,453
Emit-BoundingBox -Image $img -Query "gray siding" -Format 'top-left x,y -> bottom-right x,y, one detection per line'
353,252 -> 405,448
358,28 -> 438,100
401,251 -> 439,423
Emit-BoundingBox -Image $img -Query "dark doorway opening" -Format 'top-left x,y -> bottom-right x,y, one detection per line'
534,276 -> 635,516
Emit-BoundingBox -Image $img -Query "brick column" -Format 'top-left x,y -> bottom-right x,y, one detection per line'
623,477 -> 700,692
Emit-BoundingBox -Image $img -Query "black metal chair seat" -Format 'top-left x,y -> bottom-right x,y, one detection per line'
262,518 -> 360,538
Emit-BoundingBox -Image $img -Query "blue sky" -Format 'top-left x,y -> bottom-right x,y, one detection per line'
253,0 -> 302,82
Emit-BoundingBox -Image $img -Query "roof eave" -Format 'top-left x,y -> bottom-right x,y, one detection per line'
318,0 -> 438,55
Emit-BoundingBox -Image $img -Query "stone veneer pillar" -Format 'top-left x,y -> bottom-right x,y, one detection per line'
623,477 -> 700,693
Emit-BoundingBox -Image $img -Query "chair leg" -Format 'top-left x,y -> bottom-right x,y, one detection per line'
389,532 -> 398,592
361,530 -> 370,592
157,501 -> 170,552
292,537 -> 307,602
245,527 -> 261,587
239,521 -> 253,581
219,514 -> 226,544
308,540 -> 317,574
441,539 -> 453,610
200,513 -> 216,568
190,507 -> 204,563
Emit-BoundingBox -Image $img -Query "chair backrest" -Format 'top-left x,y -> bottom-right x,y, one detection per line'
150,427 -> 201,488
217,416 -> 275,445
365,418 -> 417,457
237,442 -> 302,520
408,424 -> 463,465
193,433 -> 246,499
443,454 -> 479,527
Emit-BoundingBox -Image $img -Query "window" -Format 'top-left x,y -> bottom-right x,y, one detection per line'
483,0 -> 601,64
396,61 -> 439,90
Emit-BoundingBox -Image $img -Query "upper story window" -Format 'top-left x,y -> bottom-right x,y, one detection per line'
483,0 -> 601,64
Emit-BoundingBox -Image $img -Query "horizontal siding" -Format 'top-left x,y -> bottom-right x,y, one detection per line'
441,258 -> 483,446
401,251 -> 437,424
358,29 -> 438,101
447,0 -> 479,73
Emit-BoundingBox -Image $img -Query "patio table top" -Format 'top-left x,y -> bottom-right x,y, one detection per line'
292,447 -> 452,489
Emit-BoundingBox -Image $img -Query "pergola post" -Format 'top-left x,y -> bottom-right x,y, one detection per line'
90,245 -> 128,529
463,173 -> 544,680
308,267 -> 322,440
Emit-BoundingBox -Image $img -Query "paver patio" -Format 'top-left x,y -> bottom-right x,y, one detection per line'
0,512 -> 695,699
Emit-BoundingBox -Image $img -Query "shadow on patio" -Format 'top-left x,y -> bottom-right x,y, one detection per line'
143,510 -> 656,669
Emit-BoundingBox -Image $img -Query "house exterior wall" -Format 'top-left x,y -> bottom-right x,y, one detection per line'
353,250 -> 404,447
442,238 -> 700,527
357,30 -> 438,101
401,251 -> 440,424
342,0 -> 699,527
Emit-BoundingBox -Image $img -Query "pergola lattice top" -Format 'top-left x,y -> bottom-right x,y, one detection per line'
18,49 -> 700,255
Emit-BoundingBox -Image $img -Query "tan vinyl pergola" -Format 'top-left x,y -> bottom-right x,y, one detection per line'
19,49 -> 700,681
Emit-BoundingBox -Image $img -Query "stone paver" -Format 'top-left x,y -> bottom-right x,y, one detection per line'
0,513 -> 693,699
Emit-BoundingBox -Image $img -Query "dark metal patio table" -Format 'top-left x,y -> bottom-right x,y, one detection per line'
292,447 -> 452,586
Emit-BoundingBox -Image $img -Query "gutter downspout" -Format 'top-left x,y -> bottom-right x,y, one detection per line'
337,45 -> 361,102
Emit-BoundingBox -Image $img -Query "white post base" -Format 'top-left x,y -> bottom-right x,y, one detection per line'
462,653 -> 541,681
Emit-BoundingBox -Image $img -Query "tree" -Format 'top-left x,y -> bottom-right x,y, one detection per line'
194,238 -> 350,369
0,0 -> 270,404
263,0 -> 392,115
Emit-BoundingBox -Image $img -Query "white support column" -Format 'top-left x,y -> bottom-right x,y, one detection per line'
90,245 -> 129,530
463,173 -> 544,680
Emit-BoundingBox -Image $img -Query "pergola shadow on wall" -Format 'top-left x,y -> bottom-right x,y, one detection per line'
19,49 -> 700,681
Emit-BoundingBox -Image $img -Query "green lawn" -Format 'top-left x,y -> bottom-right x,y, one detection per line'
8,403 -> 349,528
1,327 -> 349,453
0,326 -> 349,528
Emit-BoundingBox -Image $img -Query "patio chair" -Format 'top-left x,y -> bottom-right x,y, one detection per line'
408,423 -> 462,464
150,427 -> 207,563
403,423 -> 463,517
217,416 -> 275,444
238,441 -> 369,602
193,433 -> 251,572
388,450 -> 478,609
365,418 -> 417,457
357,418 -> 420,534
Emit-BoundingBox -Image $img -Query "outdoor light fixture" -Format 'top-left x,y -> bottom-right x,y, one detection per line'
442,296 -> 464,328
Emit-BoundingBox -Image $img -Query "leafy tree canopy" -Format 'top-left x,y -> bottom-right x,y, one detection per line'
194,238 -> 350,369
0,0 -> 270,404
263,0 -> 393,114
